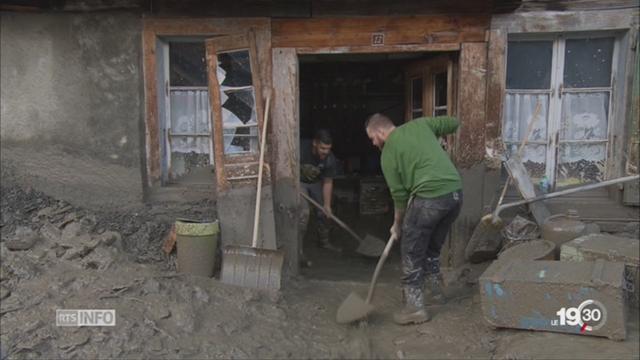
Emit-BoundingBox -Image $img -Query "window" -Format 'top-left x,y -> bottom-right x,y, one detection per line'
504,35 -> 616,188
157,39 -> 213,183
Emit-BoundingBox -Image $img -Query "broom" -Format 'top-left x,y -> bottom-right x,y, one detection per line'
465,101 -> 541,263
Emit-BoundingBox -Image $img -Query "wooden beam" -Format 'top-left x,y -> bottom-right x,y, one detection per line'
142,28 -> 161,184
311,0 -> 493,16
485,28 -> 506,146
295,43 -> 460,54
271,47 -> 300,276
272,15 -> 489,48
491,8 -> 637,33
455,42 -> 488,168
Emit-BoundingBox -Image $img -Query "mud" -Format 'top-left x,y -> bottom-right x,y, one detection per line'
1,180 -> 638,359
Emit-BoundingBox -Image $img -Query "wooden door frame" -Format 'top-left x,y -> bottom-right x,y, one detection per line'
272,45 -> 464,274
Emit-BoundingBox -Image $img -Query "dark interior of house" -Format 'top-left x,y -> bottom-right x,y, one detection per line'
298,53 -> 431,281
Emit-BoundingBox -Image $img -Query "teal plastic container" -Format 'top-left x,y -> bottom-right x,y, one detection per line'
176,219 -> 219,277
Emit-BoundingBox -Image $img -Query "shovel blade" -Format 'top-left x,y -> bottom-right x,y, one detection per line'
221,245 -> 284,290
336,292 -> 375,324
355,234 -> 386,258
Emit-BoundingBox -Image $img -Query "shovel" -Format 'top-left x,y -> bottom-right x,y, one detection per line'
300,191 -> 386,257
221,93 -> 285,290
336,234 -> 397,324
482,174 -> 640,228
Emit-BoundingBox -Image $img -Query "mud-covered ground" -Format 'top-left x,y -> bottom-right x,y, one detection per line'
1,180 -> 639,359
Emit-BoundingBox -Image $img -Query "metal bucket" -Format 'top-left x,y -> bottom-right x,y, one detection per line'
176,219 -> 219,277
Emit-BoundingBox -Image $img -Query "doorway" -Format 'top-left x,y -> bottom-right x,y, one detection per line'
297,52 -> 458,281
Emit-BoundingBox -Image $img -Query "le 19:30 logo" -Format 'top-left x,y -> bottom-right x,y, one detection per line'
551,299 -> 607,333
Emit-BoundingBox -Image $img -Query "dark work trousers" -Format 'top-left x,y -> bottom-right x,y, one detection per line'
400,190 -> 463,289
299,182 -> 331,249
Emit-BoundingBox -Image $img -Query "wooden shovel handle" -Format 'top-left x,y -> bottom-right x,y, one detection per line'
252,93 -> 271,248
365,234 -> 397,304
299,191 -> 364,243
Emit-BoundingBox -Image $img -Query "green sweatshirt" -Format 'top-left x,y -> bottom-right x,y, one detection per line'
381,116 -> 462,209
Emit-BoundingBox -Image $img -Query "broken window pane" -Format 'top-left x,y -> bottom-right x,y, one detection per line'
564,37 -> 614,88
557,143 -> 606,185
223,126 -> 258,154
217,50 -> 252,87
505,143 -> 547,180
503,93 -> 549,143
506,41 -> 553,89
560,92 -> 609,141
221,88 -> 257,126
170,42 -> 207,87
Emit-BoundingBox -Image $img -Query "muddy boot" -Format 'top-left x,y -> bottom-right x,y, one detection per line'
393,287 -> 430,325
424,273 -> 447,305
318,238 -> 341,252
317,226 -> 341,252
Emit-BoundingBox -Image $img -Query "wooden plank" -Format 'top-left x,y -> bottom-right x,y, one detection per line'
144,17 -> 270,36
272,16 -> 489,48
505,156 -> 552,225
312,0 -> 492,16
455,42 -> 488,168
516,0 -> 638,12
491,8 -> 636,33
272,48 -> 300,276
205,39 -> 230,192
142,27 -> 161,185
148,0 -> 310,17
295,43 -> 461,54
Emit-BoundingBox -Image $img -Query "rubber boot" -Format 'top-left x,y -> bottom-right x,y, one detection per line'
393,287 -> 430,325
424,273 -> 447,305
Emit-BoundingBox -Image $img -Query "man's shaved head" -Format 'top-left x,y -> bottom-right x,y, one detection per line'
365,113 -> 395,132
365,113 -> 396,150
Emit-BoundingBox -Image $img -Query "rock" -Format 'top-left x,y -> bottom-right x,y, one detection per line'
82,247 -> 116,270
40,222 -> 62,243
172,305 -> 197,334
61,221 -> 86,240
98,231 -> 122,249
193,286 -> 210,303
142,278 -> 161,295
6,228 -> 39,251
0,285 -> 11,300
158,308 -> 171,319
35,206 -> 55,219
58,329 -> 90,352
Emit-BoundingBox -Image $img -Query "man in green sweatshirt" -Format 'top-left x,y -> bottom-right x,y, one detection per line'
365,113 -> 463,325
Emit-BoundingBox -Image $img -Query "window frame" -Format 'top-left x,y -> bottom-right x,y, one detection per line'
504,31 -> 621,188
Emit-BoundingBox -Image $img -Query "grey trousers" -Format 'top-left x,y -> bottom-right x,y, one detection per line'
298,182 -> 331,251
401,190 -> 462,289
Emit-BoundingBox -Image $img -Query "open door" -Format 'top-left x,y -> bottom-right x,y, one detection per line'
206,31 -> 266,191
205,31 -> 277,250
404,54 -> 456,153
